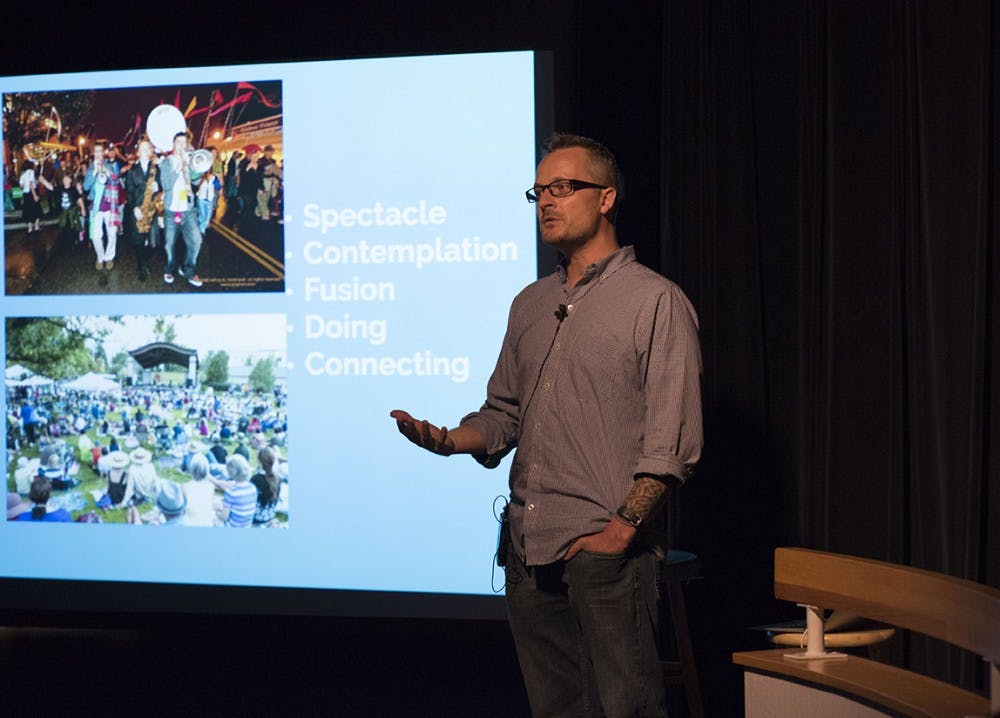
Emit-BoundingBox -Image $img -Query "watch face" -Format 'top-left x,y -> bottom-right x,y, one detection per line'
617,507 -> 642,528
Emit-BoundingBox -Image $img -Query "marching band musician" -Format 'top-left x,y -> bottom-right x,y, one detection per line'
158,132 -> 204,287
82,142 -> 123,271
123,139 -> 159,282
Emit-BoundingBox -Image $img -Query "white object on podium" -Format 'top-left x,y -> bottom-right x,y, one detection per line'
783,605 -> 848,661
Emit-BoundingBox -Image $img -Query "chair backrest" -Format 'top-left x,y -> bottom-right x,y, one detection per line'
774,547 -> 1000,664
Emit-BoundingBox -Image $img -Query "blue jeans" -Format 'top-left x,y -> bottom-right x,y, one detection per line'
505,548 -> 666,717
197,197 -> 213,233
163,208 -> 202,276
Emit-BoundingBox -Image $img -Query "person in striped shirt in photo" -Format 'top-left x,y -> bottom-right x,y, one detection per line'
214,454 -> 257,527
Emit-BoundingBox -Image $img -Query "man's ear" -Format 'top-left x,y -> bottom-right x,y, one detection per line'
599,187 -> 617,217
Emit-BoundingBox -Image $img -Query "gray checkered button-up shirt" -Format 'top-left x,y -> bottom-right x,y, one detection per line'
461,246 -> 703,565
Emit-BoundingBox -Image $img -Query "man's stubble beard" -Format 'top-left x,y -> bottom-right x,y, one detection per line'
540,215 -> 602,253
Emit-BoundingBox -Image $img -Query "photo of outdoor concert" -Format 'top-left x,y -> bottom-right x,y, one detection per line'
3,80 -> 284,295
6,313 -> 288,527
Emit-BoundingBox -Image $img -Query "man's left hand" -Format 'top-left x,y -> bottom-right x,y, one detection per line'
564,518 -> 636,560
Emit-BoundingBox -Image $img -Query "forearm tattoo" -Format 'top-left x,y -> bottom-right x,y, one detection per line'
622,476 -> 670,521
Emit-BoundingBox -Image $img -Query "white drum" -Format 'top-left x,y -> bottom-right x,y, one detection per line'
146,104 -> 187,153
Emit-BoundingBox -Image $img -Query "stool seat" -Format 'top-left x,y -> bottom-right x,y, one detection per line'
662,549 -> 702,583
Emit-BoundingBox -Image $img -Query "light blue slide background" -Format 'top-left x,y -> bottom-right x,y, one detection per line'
0,51 -> 539,596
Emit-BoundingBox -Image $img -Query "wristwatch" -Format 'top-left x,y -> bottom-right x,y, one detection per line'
615,506 -> 643,529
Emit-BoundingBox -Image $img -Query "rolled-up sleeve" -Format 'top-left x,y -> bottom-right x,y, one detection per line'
633,285 -> 703,482
460,312 -> 522,469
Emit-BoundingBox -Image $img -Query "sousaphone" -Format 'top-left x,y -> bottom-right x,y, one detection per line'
146,104 -> 211,180
146,104 -> 187,153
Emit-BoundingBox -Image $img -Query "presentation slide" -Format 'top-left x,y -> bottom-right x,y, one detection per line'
1,51 -> 540,607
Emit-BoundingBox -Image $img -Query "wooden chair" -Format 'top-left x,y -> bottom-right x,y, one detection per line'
733,547 -> 1000,718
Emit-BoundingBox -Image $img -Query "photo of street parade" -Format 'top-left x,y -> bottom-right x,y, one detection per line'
3,80 -> 284,295
6,314 -> 288,526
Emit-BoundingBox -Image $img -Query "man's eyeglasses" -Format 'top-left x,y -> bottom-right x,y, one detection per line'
525,179 -> 608,203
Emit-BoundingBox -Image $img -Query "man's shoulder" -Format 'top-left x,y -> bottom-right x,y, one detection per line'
616,259 -> 690,296
608,260 -> 699,323
510,272 -> 561,309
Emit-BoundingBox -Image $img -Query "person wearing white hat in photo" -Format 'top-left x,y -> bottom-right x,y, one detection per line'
129,447 -> 159,504
181,439 -> 208,473
105,451 -> 134,507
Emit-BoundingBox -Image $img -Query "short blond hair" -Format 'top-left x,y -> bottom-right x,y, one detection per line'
542,133 -> 621,219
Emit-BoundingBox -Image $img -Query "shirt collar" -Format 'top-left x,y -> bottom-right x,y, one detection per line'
556,245 -> 636,286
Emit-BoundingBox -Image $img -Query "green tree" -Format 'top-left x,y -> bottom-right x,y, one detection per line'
152,317 -> 177,344
202,350 -> 229,390
5,317 -> 100,379
110,351 -> 130,379
247,357 -> 276,393
3,91 -> 95,156
93,343 -> 108,373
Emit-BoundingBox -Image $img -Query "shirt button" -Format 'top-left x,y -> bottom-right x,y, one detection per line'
554,343 -> 561,350
534,422 -> 541,430
527,503 -> 535,511
543,381 -> 551,389
566,304 -> 574,311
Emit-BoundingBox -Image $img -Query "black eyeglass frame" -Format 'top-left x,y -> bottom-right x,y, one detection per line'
525,178 -> 609,203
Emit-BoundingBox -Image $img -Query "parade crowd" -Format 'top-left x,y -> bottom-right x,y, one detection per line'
5,138 -> 284,287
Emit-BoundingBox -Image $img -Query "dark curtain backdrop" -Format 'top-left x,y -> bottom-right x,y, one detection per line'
1,2 -> 996,716
655,0 -> 998,711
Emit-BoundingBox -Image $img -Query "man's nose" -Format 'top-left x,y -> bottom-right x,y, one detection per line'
538,189 -> 557,208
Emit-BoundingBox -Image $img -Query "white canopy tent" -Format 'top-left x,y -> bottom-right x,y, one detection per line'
5,369 -> 55,390
17,374 -> 55,388
6,364 -> 31,381
62,372 -> 121,394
